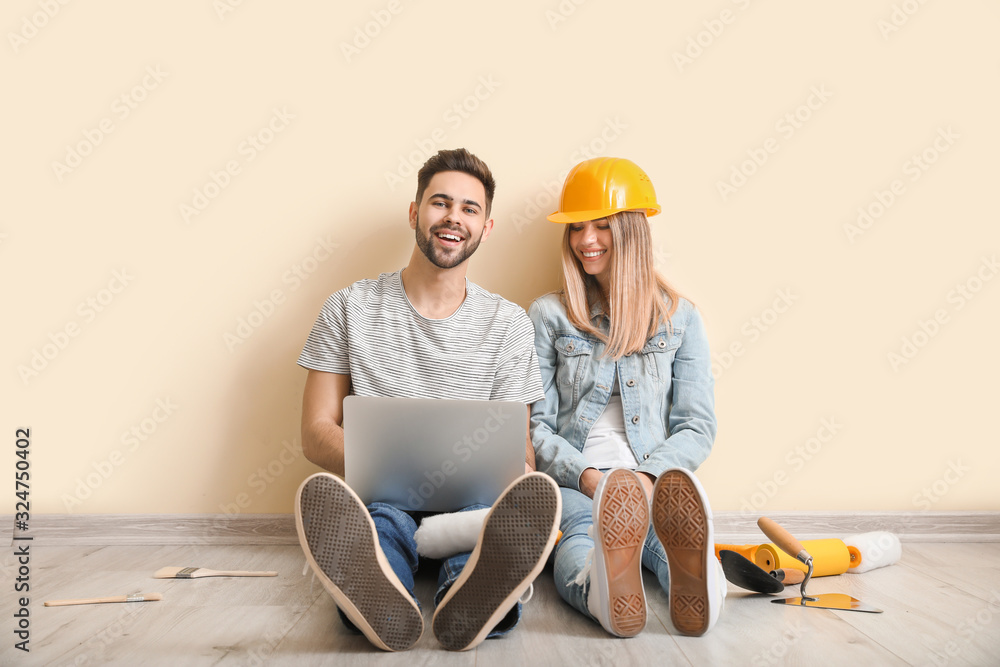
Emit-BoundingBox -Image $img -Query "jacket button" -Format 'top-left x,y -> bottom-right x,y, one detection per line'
658,340 -> 666,348
631,415 -> 639,424
626,379 -> 636,387
644,453 -> 650,460
566,343 -> 574,352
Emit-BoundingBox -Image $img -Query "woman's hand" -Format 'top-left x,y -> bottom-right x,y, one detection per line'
581,467 -> 655,501
580,468 -> 604,498
636,472 -> 655,502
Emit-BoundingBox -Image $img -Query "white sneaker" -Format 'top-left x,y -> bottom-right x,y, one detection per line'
651,468 -> 724,636
712,557 -> 727,621
581,468 -> 650,637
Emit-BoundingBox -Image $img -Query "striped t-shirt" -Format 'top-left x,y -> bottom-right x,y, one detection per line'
298,270 -> 545,404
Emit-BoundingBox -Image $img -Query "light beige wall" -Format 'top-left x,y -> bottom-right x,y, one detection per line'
4,1 -> 997,515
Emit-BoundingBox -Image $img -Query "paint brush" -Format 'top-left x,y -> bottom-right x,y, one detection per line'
45,592 -> 162,607
153,566 -> 278,579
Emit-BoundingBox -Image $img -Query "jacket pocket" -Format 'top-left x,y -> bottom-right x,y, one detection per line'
641,329 -> 682,382
554,335 -> 594,388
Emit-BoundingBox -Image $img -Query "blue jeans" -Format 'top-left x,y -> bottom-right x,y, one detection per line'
552,487 -> 671,619
337,502 -> 521,637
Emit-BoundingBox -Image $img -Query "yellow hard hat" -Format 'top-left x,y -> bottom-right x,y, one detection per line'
548,157 -> 661,223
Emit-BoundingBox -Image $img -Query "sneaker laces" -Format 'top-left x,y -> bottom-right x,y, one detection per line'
572,525 -> 596,588
519,584 -> 534,604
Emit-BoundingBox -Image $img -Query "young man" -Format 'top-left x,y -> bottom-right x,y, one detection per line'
295,148 -> 560,652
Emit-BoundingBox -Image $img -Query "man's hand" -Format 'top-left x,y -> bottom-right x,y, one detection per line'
301,370 -> 352,476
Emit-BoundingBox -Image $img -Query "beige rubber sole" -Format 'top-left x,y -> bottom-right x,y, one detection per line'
432,473 -> 561,651
652,469 -> 711,636
594,469 -> 649,637
295,473 -> 423,652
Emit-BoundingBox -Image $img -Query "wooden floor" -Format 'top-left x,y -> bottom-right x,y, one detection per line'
4,542 -> 999,665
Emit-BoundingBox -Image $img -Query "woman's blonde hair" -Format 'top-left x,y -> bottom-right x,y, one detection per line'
560,210 -> 681,359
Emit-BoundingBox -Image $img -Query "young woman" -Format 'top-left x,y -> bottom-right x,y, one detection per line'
528,157 -> 726,638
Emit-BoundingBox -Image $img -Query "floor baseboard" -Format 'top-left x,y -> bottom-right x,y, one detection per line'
6,511 -> 999,546
712,510 -> 1000,543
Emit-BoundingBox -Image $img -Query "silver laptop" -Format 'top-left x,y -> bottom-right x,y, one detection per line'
343,395 -> 527,512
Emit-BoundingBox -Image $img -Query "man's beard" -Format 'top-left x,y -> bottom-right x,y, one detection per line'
415,217 -> 484,269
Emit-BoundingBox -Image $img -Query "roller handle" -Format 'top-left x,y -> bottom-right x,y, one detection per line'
757,517 -> 812,565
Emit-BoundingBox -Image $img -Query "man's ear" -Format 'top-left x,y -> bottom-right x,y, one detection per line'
481,217 -> 494,241
408,201 -> 418,230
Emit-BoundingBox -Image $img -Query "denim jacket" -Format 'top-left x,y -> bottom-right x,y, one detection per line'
527,291 -> 717,491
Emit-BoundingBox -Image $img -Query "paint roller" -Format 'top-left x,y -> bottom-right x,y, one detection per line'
714,543 -> 760,562
752,531 -> 901,576
755,538 -> 854,577
843,531 -> 902,574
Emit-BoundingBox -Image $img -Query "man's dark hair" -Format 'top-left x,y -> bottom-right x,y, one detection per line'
415,148 -> 496,217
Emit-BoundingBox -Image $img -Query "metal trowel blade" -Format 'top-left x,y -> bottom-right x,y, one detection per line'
772,593 -> 882,613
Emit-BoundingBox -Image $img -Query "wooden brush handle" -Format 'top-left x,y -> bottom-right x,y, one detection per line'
45,593 -> 163,607
758,517 -> 812,564
213,570 -> 278,577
